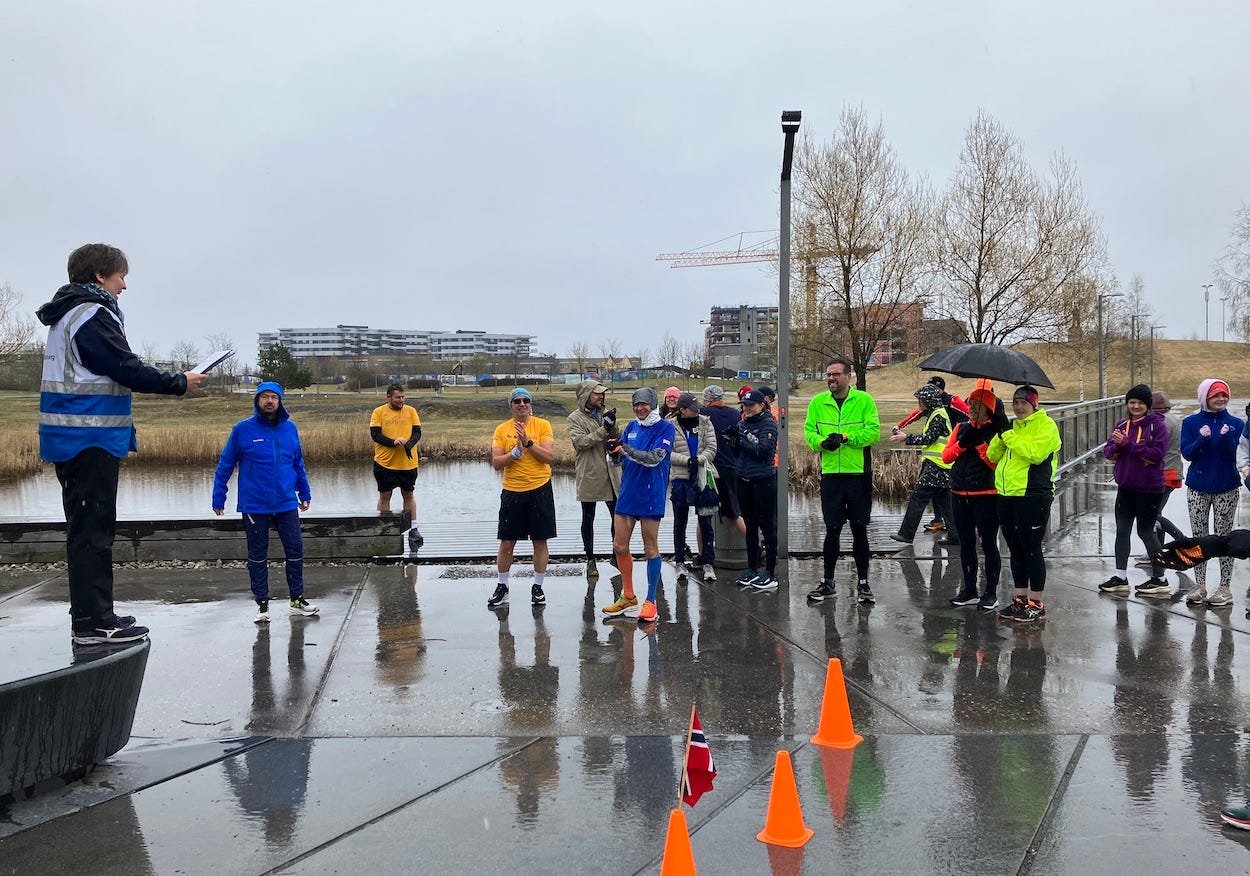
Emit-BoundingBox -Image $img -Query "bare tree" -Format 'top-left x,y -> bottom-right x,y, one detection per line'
792,105 -> 936,390
683,340 -> 707,379
169,340 -> 201,370
933,111 -> 1105,346
141,340 -> 161,365
0,282 -> 36,364
635,346 -> 651,376
568,340 -> 590,378
203,332 -> 239,383
1215,205 -> 1250,340
657,333 -> 682,371
599,337 -> 622,377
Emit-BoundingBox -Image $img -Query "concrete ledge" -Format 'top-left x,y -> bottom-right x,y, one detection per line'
0,640 -> 149,802
0,516 -> 410,564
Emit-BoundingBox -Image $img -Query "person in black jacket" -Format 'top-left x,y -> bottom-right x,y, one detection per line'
733,390 -> 780,590
37,243 -> 207,645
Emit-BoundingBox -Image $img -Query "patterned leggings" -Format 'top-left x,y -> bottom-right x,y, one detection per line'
1186,488 -> 1238,588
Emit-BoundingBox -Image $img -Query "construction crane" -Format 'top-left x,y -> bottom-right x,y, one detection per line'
656,231 -> 778,268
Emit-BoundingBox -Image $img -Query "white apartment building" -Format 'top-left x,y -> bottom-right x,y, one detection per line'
257,326 -> 536,362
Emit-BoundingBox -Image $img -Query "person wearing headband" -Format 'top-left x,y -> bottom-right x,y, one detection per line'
987,384 -> 1060,622
1178,378 -> 1243,607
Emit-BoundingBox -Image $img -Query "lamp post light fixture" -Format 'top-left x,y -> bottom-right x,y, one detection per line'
776,109 -> 801,561
1097,291 -> 1122,399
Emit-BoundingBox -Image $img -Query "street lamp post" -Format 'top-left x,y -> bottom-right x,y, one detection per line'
1149,324 -> 1164,388
776,110 -> 801,561
1203,283 -> 1214,340
1222,295 -> 1228,342
1097,292 -> 1121,399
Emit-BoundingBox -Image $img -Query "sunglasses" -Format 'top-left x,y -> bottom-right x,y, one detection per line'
511,398 -> 530,405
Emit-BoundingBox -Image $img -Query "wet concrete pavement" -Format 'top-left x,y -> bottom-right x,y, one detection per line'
6,460 -> 1250,873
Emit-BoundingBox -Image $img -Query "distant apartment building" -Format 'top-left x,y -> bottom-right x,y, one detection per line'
257,326 -> 536,362
704,304 -> 779,373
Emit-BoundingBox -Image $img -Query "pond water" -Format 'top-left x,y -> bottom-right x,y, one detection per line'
0,461 -> 834,524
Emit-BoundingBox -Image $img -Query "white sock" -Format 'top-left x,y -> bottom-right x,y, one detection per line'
1115,569 -> 1127,579
498,572 -> 510,586
534,572 -> 545,587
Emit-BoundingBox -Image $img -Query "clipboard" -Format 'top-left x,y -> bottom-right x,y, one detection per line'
192,349 -> 234,373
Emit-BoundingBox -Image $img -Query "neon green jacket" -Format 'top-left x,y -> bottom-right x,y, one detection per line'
804,388 -> 880,475
986,407 -> 1061,497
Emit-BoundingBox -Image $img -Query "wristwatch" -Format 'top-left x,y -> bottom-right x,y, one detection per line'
525,440 -> 534,448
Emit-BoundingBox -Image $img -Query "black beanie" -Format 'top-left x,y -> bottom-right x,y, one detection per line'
1125,384 -> 1152,406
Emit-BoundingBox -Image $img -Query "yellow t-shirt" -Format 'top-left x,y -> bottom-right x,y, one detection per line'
371,403 -> 421,470
493,417 -> 553,492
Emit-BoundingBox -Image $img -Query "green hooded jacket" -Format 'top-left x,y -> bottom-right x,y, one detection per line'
804,388 -> 880,475
986,407 -> 1061,497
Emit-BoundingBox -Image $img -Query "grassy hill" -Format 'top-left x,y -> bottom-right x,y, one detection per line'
831,338 -> 1250,404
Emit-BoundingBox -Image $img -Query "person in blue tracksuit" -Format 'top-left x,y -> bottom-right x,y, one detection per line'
213,381 -> 318,624
600,388 -> 675,625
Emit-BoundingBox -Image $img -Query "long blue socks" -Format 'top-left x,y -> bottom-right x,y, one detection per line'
645,556 -> 662,604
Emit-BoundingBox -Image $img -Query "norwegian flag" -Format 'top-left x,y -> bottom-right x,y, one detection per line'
681,707 -> 717,807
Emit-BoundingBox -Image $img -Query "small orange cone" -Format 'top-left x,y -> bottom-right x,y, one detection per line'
756,750 -> 815,848
810,658 -> 863,749
660,808 -> 697,875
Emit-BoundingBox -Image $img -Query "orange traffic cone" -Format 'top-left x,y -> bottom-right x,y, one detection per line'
810,658 -> 863,749
756,750 -> 814,848
660,808 -> 697,876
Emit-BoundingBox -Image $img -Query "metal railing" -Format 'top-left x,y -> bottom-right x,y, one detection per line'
1047,397 -> 1123,475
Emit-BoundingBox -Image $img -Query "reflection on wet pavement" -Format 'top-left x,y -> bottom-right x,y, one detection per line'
5,459 -> 1250,872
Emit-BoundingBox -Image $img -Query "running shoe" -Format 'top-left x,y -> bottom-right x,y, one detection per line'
289,597 -> 320,616
923,519 -> 946,532
856,580 -> 875,604
1220,802 -> 1250,830
997,597 -> 1026,620
531,583 -> 546,605
675,562 -> 689,579
637,600 -> 658,623
1134,577 -> 1171,597
487,584 -> 509,608
1184,585 -> 1208,605
601,594 -> 639,617
254,601 -> 270,625
703,565 -> 717,582
807,580 -> 836,602
1098,576 -> 1130,594
736,569 -> 761,587
1017,600 -> 1046,622
977,593 -> 999,612
949,589 -> 980,607
72,624 -> 150,645
1206,586 -> 1233,607
750,573 -> 778,591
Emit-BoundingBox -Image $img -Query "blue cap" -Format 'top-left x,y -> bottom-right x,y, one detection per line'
509,387 -> 532,402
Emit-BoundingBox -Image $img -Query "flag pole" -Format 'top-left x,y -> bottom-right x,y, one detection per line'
678,701 -> 696,808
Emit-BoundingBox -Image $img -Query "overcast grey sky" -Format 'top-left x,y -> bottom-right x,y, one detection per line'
3,0 -> 1248,366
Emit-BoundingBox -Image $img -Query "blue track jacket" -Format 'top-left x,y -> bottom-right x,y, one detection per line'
616,415 -> 675,518
212,383 -> 311,514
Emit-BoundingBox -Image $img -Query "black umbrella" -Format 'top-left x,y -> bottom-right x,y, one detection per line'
918,343 -> 1054,389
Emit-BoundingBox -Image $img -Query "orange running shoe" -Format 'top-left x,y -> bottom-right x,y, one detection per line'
637,600 -> 658,623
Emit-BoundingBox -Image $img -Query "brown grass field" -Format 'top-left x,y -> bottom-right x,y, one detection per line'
5,338 -> 1246,493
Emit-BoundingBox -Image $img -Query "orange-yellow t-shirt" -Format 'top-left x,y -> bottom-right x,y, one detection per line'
371,403 -> 421,470
493,417 -> 553,492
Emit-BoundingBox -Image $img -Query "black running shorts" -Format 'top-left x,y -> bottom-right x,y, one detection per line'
497,481 -> 558,542
374,462 -> 418,493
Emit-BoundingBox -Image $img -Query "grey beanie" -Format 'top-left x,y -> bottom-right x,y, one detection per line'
632,387 -> 658,407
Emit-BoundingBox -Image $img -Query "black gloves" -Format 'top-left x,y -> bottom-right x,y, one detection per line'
687,458 -> 698,478
820,433 -> 845,451
602,408 -> 617,430
606,437 -> 621,453
991,399 -> 1010,435
957,424 -> 978,449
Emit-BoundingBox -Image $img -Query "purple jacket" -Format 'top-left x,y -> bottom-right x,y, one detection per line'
1103,410 -> 1167,493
